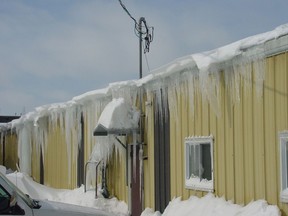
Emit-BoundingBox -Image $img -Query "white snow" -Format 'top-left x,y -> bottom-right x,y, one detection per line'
2,167 -> 280,216
141,194 -> 280,216
5,170 -> 129,216
185,177 -> 213,192
95,97 -> 140,132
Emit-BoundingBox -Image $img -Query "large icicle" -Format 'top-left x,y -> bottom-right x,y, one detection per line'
17,123 -> 33,175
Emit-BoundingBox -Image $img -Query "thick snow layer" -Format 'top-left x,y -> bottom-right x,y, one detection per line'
141,194 -> 280,216
96,97 -> 139,131
5,171 -> 129,216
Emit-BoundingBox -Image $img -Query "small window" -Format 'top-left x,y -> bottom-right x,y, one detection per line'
279,131 -> 288,202
184,136 -> 213,192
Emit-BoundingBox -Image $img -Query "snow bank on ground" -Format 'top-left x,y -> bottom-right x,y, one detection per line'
141,194 -> 280,216
2,167 -> 280,216
6,171 -> 129,216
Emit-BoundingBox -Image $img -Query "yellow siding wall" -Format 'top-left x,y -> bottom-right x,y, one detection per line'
167,52 -> 288,215
107,149 -> 128,202
33,120 -> 78,189
31,138 -> 40,183
2,133 -> 18,171
43,124 -> 70,188
144,93 -> 155,209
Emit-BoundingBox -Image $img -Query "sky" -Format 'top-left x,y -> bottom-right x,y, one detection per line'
0,0 -> 288,115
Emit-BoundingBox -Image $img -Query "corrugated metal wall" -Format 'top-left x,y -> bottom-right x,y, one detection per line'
1,133 -> 18,171
107,148 -> 128,202
43,122 -> 76,189
144,93 -> 156,209
164,52 -> 288,215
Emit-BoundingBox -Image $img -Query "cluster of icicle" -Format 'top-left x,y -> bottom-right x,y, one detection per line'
2,23 -> 287,182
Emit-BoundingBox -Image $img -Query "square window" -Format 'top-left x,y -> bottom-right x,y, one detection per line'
184,136 -> 214,192
279,131 -> 288,202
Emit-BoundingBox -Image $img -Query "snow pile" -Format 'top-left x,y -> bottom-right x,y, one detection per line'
6,171 -> 129,216
89,97 -> 138,163
95,97 -> 140,133
141,194 -> 280,216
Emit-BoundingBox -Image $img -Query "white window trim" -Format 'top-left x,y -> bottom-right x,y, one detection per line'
184,135 -> 214,192
279,131 -> 288,203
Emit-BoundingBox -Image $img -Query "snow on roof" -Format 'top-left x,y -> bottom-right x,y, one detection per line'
93,98 -> 140,135
2,23 -> 288,129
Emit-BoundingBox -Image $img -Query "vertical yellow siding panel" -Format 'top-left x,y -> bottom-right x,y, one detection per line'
31,139 -> 40,183
216,79 -> 226,198
253,65 -> 266,200
264,57 -> 278,205
202,98 -> 210,135
175,90 -> 183,197
243,66 -> 255,203
209,102 -> 218,195
4,133 -> 18,171
187,87 -> 196,198
234,81 -> 245,204
224,88 -> 235,202
170,105 -> 177,200
108,149 -> 127,203
194,90 -> 205,198
253,60 -> 265,199
144,93 -> 155,209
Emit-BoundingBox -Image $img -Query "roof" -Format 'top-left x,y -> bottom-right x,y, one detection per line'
0,116 -> 20,123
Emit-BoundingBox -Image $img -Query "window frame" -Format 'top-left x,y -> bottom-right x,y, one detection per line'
279,131 -> 288,202
184,136 -> 214,192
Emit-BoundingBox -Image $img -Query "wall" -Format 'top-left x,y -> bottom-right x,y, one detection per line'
144,92 -> 155,209
166,52 -> 288,215
0,132 -> 18,171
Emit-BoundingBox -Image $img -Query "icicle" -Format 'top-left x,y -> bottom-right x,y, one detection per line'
199,69 -> 221,117
253,58 -> 265,97
32,116 -> 48,169
17,123 -> 32,175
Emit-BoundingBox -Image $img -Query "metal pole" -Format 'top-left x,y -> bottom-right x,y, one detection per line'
138,16 -> 145,210
139,17 -> 145,79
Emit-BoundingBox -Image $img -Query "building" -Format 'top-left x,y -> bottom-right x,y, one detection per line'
1,24 -> 288,215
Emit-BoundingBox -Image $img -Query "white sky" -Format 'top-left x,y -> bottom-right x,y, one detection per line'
0,0 -> 288,115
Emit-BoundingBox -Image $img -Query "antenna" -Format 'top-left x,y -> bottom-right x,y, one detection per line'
118,0 -> 154,55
